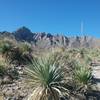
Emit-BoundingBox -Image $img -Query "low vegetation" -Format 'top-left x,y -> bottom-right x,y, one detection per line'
0,37 -> 100,100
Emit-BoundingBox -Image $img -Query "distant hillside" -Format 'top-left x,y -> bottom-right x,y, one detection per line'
0,26 -> 100,48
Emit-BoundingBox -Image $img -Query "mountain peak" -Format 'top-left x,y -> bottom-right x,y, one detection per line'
14,26 -> 33,42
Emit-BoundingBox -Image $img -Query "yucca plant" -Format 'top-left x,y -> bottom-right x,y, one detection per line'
73,62 -> 92,93
25,56 -> 68,100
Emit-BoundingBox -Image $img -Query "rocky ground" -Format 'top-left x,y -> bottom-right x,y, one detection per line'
0,64 -> 100,100
0,79 -> 31,100
92,64 -> 100,91
0,66 -> 33,100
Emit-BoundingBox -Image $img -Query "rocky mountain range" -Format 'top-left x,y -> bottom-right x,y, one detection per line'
0,26 -> 100,48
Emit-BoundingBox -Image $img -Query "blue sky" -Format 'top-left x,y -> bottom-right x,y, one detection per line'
0,0 -> 100,37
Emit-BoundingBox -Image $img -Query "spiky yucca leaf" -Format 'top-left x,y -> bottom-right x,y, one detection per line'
25,57 -> 67,100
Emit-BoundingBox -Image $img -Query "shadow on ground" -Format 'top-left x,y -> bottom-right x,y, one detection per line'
85,90 -> 100,100
85,78 -> 100,100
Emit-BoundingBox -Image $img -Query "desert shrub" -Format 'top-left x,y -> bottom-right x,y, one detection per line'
0,40 -> 33,65
0,40 -> 13,57
12,42 -> 33,64
18,42 -> 32,54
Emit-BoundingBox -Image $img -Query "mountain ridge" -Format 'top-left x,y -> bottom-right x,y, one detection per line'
0,26 -> 100,48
